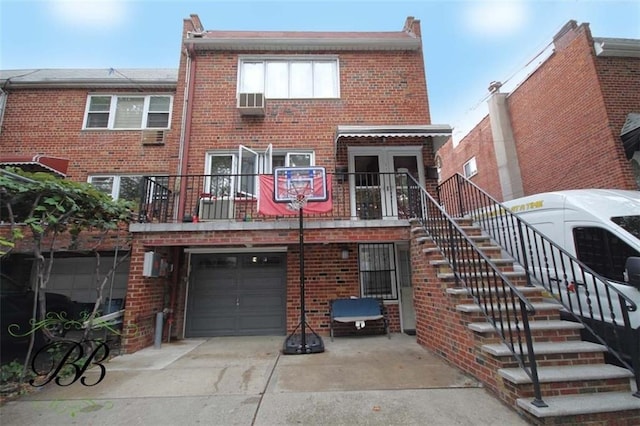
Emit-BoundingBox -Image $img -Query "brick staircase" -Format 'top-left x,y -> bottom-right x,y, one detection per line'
410,218 -> 640,425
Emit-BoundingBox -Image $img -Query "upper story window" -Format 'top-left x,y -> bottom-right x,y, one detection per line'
463,157 -> 477,178
239,58 -> 339,99
84,95 -> 173,130
205,146 -> 315,197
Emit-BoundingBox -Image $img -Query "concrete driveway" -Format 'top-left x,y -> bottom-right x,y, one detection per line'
0,334 -> 530,425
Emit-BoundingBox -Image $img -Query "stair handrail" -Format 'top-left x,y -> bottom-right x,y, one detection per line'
407,174 -> 547,407
437,173 -> 639,396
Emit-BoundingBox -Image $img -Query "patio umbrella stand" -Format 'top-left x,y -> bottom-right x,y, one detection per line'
283,203 -> 325,354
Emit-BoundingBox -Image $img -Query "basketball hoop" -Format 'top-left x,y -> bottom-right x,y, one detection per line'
288,193 -> 309,211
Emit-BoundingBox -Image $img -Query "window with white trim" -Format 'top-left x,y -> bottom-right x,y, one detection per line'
463,157 -> 477,178
89,175 -> 143,202
239,58 -> 339,99
359,243 -> 397,300
205,146 -> 315,197
89,174 -> 169,205
84,95 -> 173,130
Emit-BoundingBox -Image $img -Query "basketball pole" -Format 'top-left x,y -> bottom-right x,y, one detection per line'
298,204 -> 307,351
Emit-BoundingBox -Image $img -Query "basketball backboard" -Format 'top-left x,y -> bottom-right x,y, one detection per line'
273,167 -> 328,203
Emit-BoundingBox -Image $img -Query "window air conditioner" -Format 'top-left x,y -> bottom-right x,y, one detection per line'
198,198 -> 234,220
237,93 -> 265,116
141,130 -> 166,145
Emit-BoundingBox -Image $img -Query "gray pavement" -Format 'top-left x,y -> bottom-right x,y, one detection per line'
0,334 -> 531,425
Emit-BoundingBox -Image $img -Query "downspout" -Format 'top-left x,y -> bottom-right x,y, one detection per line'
177,43 -> 197,220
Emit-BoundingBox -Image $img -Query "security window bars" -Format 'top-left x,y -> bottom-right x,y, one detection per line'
359,243 -> 397,300
239,58 -> 339,99
84,95 -> 172,130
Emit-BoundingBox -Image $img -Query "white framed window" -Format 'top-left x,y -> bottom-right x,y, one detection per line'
205,146 -> 315,198
238,58 -> 339,99
83,95 -> 173,130
463,157 -> 477,178
89,174 -> 169,204
88,175 -> 143,201
359,243 -> 398,300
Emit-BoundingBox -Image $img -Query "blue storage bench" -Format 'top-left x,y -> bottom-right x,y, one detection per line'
329,298 -> 389,341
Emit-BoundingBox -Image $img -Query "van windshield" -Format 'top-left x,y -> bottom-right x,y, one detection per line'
611,215 -> 640,240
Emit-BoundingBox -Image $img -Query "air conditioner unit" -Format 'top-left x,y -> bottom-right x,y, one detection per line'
141,130 -> 166,145
198,198 -> 234,220
237,93 -> 265,116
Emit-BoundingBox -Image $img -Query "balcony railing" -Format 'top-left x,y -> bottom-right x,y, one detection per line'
137,172 -> 422,223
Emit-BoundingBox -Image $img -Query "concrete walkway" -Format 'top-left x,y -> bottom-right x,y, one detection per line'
0,334 -> 530,425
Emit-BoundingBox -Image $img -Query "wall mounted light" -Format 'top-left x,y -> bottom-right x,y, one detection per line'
341,246 -> 350,260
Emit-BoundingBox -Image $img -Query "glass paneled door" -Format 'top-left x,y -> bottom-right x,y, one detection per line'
348,147 -> 424,219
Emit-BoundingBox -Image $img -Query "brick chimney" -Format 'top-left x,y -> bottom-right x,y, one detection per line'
403,16 -> 421,38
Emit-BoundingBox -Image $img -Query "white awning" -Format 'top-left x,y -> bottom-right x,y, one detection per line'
335,124 -> 452,152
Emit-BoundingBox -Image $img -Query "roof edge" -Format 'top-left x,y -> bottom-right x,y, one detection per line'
184,36 -> 421,51
594,37 -> 640,57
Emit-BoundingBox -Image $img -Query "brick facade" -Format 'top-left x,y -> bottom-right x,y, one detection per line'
1,15 -> 446,353
438,21 -> 639,201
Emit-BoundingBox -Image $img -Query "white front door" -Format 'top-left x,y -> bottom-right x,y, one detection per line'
348,147 -> 424,219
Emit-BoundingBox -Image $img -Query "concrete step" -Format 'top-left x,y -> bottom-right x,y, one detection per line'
516,392 -> 640,418
438,270 -> 526,280
482,341 -> 606,357
498,364 -> 633,385
430,258 -> 515,267
456,301 -> 561,314
468,320 -> 584,334
446,285 -> 542,297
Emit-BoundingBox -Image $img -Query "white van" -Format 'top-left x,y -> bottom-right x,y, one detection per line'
497,189 -> 640,359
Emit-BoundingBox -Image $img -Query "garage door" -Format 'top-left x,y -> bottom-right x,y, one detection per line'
45,256 -> 129,303
185,253 -> 286,337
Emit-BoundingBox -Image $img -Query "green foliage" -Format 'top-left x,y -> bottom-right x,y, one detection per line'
0,360 -> 35,389
0,168 -> 135,255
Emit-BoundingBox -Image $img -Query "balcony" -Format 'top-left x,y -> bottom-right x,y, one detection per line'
135,172 -> 422,225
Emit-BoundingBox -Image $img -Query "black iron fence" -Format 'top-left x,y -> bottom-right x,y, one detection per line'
437,173 -> 639,397
410,174 -> 547,407
137,172 -> 421,223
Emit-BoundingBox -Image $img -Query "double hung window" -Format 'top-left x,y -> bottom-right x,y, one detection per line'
239,58 -> 339,99
84,95 -> 172,130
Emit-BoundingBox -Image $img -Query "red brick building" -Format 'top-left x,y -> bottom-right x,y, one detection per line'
438,20 -> 640,202
0,15 -> 451,353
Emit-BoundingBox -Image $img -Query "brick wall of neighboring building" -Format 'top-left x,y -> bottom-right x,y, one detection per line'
437,116 -> 502,200
437,22 -> 638,201
0,88 -> 180,182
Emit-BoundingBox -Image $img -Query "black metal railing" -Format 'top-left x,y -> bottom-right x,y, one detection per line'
136,172 -> 421,223
409,174 -> 546,407
437,173 -> 639,396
